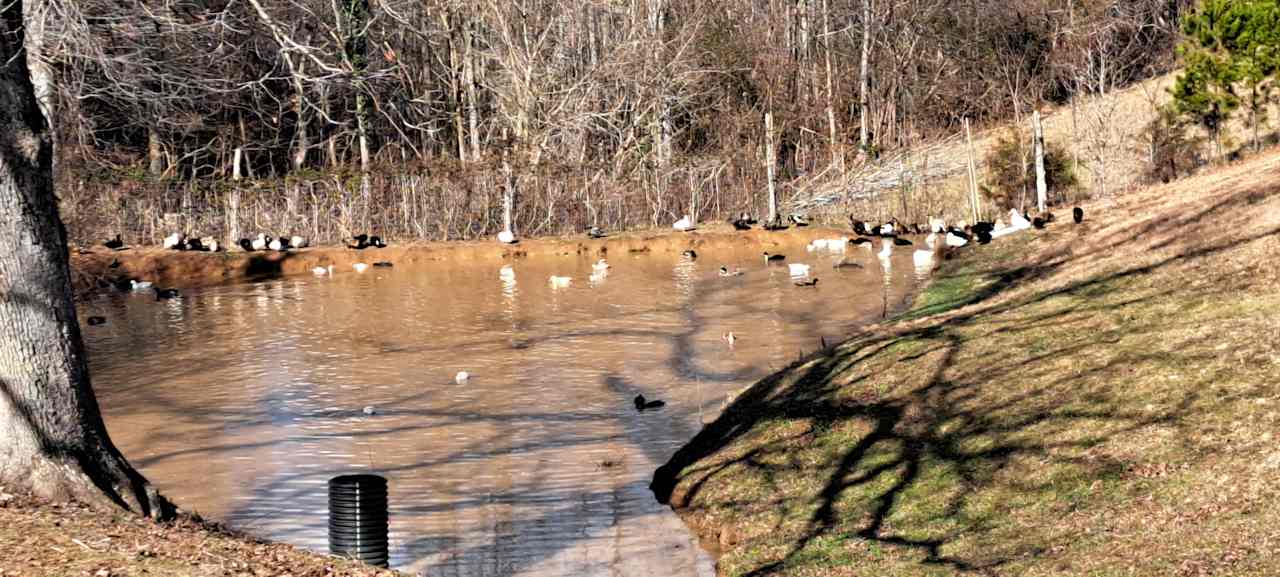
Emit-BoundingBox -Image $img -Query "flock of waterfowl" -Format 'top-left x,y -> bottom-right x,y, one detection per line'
90,230 -> 391,309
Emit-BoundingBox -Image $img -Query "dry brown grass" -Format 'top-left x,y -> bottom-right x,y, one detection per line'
0,488 -> 399,577
653,148 -> 1280,576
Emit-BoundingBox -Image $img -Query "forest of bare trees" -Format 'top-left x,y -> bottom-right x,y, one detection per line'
34,0 -> 1193,245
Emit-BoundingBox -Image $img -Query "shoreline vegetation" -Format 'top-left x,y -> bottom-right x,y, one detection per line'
650,149 -> 1280,575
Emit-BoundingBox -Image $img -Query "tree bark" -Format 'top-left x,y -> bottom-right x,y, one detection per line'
765,109 -> 778,224
1033,110 -> 1046,213
857,0 -> 871,159
0,1 -> 168,517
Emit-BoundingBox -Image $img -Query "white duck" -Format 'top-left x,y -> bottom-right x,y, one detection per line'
162,232 -> 184,250
455,371 -> 470,384
945,231 -> 969,248
251,233 -> 269,251
497,230 -> 517,244
291,235 -> 308,249
268,237 -> 285,251
672,215 -> 696,232
129,280 -> 153,291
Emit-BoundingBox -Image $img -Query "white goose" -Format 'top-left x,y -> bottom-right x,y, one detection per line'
251,233 -> 269,251
162,232 -> 183,250
672,215 -> 696,232
291,235 -> 308,249
497,230 -> 517,244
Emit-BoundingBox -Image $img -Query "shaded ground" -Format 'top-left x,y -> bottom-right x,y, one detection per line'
0,488 -> 398,577
652,150 -> 1280,576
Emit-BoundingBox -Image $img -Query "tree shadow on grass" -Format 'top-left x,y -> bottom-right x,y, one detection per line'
651,178 -> 1280,574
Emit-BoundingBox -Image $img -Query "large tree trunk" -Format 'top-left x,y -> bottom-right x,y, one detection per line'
0,1 -> 168,517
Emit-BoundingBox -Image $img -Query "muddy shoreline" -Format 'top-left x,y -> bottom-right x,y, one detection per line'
71,224 -> 864,298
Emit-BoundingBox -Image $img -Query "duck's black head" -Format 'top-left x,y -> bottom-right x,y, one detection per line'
239,238 -> 252,251
634,395 -> 646,410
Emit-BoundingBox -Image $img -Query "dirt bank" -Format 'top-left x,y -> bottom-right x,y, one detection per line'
651,150 -> 1280,575
70,224 -> 862,298
0,487 -> 398,577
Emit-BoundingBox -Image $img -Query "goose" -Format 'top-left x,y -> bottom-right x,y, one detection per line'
163,233 -> 184,250
832,257 -> 863,269
592,259 -> 610,272
1073,206 -> 1084,224
549,275 -> 572,288
153,287 -> 180,300
762,252 -> 786,263
682,250 -> 698,259
718,266 -> 744,277
788,263 -> 811,277
184,237 -> 205,251
945,230 -> 969,248
455,371 -> 470,384
104,234 -> 124,250
731,218 -> 752,231
892,237 -> 913,247
850,218 -> 869,235
878,239 -> 893,258
129,279 -> 153,291
1009,209 -> 1031,230
251,234 -> 269,251
370,236 -> 387,248
268,237 -> 287,251
291,235 -> 308,249
794,277 -> 819,287
362,406 -> 377,416
634,394 -> 666,411
312,265 -> 334,276
497,230 -> 517,244
353,263 -> 369,273
673,215 -> 696,232
587,226 -> 606,239
879,222 -> 896,236
971,222 -> 995,236
238,238 -> 254,252
87,316 -> 107,326
373,261 -> 393,268
204,239 -> 221,252
723,331 -> 737,348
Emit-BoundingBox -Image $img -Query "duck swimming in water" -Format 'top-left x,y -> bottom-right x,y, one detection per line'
718,266 -> 744,277
763,252 -> 786,263
634,394 -> 666,411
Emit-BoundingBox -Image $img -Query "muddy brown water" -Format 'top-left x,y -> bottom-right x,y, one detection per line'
80,236 -> 932,576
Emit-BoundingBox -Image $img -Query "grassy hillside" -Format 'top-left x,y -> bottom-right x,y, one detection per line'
653,147 -> 1280,575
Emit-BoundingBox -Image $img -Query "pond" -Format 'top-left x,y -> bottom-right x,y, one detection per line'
80,234 -> 931,576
